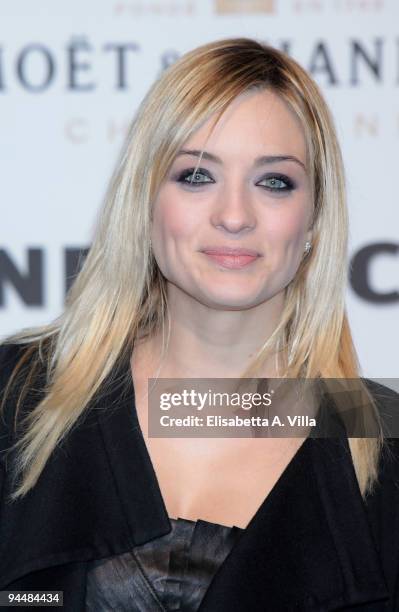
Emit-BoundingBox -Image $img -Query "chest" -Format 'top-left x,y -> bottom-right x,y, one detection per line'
134,384 -> 306,528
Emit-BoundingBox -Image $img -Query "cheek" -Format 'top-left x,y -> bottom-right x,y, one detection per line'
151,193 -> 198,258
265,204 -> 310,249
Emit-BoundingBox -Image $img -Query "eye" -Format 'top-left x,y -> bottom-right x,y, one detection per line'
175,167 -> 214,187
257,174 -> 295,192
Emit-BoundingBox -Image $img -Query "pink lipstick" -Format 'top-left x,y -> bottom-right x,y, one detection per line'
201,246 -> 260,269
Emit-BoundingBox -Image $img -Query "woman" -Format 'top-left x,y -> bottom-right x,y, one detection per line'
0,37 -> 398,611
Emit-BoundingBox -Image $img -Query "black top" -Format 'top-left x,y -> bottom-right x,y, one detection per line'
1,343 -> 399,611
86,516 -> 244,611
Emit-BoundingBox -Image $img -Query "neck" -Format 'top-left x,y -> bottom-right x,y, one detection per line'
134,283 -> 286,379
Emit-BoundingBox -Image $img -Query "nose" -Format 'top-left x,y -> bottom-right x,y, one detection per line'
210,183 -> 257,235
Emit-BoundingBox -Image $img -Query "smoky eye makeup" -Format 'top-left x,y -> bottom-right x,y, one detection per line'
173,167 -> 214,185
172,166 -> 297,193
257,173 -> 297,192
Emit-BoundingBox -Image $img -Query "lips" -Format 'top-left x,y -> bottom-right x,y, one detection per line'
201,247 -> 261,269
201,246 -> 260,257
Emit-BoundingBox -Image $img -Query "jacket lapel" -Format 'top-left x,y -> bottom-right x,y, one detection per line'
0,349 -> 171,588
198,435 -> 389,611
0,348 -> 390,611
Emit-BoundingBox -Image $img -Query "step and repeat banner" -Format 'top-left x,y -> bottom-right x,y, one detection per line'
0,0 -> 398,377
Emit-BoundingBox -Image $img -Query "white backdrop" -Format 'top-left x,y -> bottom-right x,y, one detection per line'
1,0 -> 398,378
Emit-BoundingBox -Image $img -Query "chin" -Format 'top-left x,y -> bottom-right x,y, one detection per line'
197,287 -> 264,310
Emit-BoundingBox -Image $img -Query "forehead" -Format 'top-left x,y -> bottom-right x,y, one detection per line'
184,89 -> 307,163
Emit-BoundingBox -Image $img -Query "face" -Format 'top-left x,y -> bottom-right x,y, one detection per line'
151,89 -> 313,311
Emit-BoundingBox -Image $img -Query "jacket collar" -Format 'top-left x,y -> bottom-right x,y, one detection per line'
0,349 -> 390,609
199,434 -> 389,610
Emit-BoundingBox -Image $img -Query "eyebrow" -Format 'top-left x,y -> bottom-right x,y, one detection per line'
176,149 -> 307,173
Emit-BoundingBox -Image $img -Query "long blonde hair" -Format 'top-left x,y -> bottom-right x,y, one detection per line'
1,37 -> 384,500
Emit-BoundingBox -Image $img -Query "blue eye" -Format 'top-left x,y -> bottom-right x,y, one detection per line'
174,168 -> 295,192
257,174 -> 295,192
176,168 -> 213,186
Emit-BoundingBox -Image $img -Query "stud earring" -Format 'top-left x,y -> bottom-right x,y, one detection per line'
304,241 -> 312,254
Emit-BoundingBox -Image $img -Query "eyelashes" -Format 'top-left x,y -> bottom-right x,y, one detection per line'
255,173 -> 295,192
174,167 -> 296,193
176,168 -> 214,186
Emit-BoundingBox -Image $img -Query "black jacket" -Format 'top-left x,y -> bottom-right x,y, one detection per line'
0,342 -> 399,611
